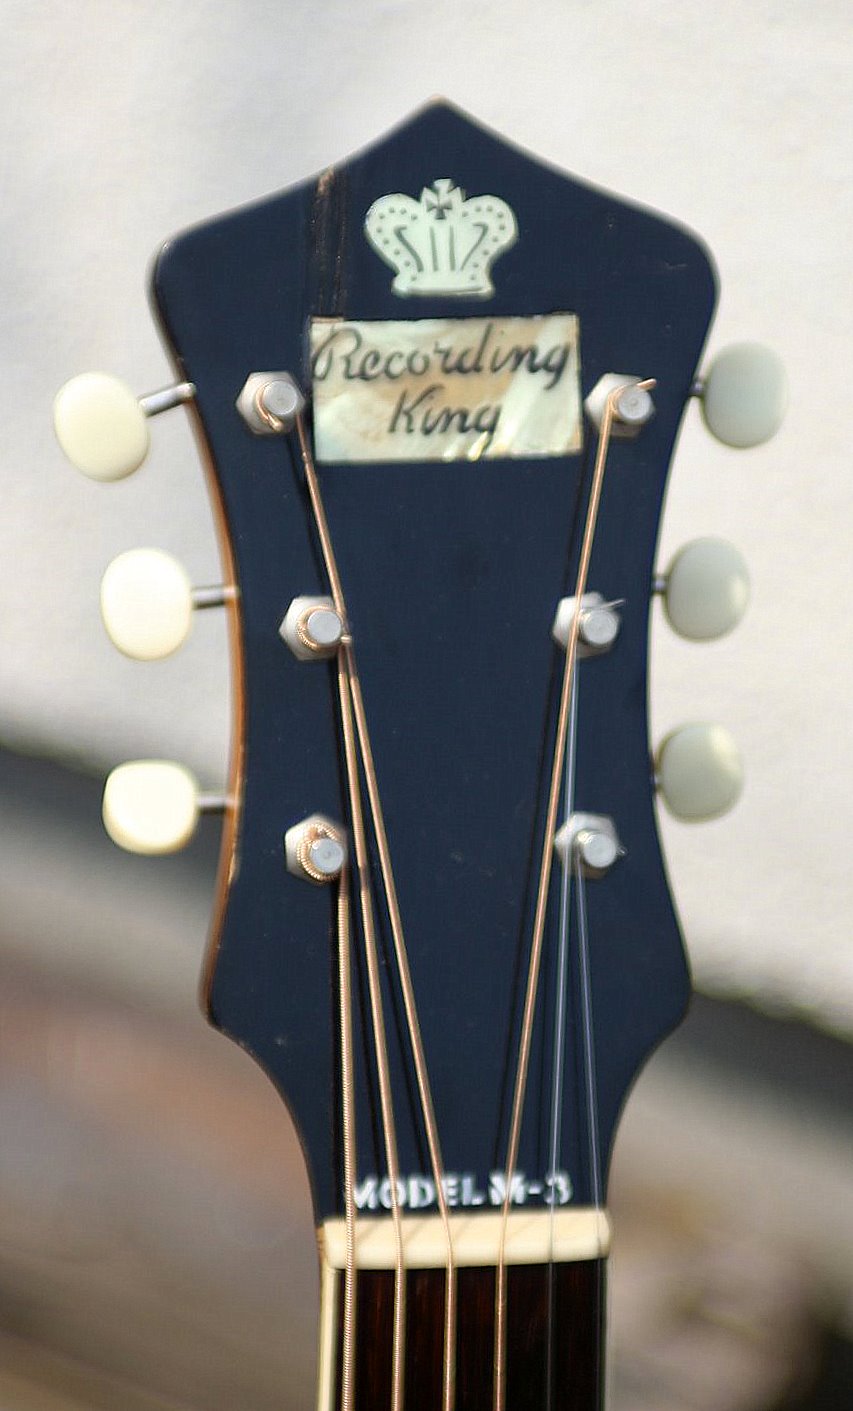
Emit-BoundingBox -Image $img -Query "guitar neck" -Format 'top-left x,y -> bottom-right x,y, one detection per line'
316,1212 -> 607,1411
319,1263 -> 606,1411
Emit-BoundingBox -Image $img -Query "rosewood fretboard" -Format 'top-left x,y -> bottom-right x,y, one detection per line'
331,1260 -> 605,1411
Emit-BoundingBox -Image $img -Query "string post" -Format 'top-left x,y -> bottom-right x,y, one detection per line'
554,812 -> 624,878
614,380 -> 655,429
585,372 -> 656,438
236,370 -> 305,434
284,814 -> 347,884
280,594 -> 344,659
552,591 -> 622,657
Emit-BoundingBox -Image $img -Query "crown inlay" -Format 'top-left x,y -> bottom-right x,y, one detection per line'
365,178 -> 518,298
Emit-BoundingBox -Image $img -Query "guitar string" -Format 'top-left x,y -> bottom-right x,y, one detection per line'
336,861 -> 358,1411
345,613 -> 460,1411
573,847 -> 606,1394
295,413 -> 457,1411
573,848 -> 603,1205
544,671 -> 579,1411
337,652 -> 407,1411
492,389 -> 615,1410
291,415 -> 407,1406
547,672 -> 579,1216
492,382 -> 653,1411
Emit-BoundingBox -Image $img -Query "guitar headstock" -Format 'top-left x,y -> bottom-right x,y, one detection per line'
55,102 -> 786,1233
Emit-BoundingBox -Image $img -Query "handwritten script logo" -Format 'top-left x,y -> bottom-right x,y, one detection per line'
310,314 -> 582,464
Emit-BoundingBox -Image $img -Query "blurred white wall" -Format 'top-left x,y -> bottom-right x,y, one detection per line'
1,0 -> 851,1031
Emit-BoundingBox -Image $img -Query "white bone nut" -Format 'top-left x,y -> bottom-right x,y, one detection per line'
662,537 -> 749,641
101,548 -> 194,660
103,760 -> 200,855
54,373 -> 150,480
656,724 -> 744,822
699,343 -> 787,448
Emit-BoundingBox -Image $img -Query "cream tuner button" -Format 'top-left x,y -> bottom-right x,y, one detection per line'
698,343 -> 787,448
101,548 -> 194,660
54,373 -> 151,480
103,760 -> 201,855
662,537 -> 749,641
656,724 -> 744,822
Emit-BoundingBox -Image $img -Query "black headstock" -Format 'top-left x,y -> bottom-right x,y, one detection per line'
51,93 -> 794,1409
145,101 -> 718,1223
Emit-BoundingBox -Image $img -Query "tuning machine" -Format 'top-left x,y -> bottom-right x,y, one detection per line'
655,537 -> 749,642
53,372 -> 195,480
655,723 -> 743,822
99,547 -> 235,660
102,760 -> 226,855
693,342 -> 787,448
650,343 -> 781,820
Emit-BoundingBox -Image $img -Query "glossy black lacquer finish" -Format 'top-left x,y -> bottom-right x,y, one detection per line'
152,102 -> 716,1221
338,1261 -> 605,1411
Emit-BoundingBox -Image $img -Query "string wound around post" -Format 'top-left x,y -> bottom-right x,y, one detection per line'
554,813 -> 624,877
237,372 -> 306,434
584,374 -> 656,437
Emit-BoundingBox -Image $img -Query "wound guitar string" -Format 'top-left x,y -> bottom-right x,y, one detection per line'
336,647 -> 407,1411
334,861 -> 359,1411
544,671 -> 579,1410
573,844 -> 606,1398
293,413 -> 457,1411
293,381 -> 648,1409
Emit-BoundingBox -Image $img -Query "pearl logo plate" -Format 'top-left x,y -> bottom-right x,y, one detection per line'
310,314 -> 582,464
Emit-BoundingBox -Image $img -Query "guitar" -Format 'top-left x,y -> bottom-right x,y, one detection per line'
53,101 -> 786,1411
